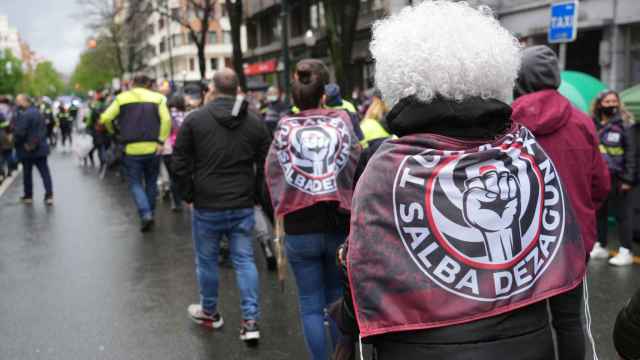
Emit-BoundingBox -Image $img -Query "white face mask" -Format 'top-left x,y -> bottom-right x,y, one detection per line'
267,95 -> 278,102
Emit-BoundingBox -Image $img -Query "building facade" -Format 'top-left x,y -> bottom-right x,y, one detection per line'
494,0 -> 640,91
117,0 -> 241,85
0,15 -> 21,60
243,0 -> 389,92
244,0 -> 640,92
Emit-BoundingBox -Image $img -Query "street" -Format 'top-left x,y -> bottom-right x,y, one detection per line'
0,152 -> 639,360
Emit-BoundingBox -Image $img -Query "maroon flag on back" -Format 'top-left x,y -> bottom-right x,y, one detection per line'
347,125 -> 586,337
266,108 -> 362,216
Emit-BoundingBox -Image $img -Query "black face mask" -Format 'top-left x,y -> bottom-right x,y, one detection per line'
601,106 -> 618,117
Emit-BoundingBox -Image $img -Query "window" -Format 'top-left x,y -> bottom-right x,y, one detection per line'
290,3 -> 309,37
223,31 -> 231,44
171,8 -> 180,20
189,58 -> 195,71
310,3 -> 325,29
159,36 -> 166,53
210,58 -> 218,71
209,31 -> 217,44
247,21 -> 258,48
172,33 -> 183,47
158,17 -> 164,30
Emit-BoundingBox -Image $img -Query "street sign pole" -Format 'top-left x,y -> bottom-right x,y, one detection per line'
548,0 -> 578,70
559,43 -> 567,71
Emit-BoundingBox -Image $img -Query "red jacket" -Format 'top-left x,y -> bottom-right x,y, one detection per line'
512,90 -> 610,255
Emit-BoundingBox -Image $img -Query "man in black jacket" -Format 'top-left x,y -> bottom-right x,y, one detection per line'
172,68 -> 271,343
14,95 -> 53,205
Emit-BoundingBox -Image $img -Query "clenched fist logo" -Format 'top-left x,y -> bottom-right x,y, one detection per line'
292,127 -> 337,176
462,171 -> 523,262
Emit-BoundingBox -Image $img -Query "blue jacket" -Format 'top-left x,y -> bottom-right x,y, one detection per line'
14,105 -> 49,160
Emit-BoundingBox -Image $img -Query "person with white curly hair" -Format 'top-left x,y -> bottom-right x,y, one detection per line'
331,1 -> 587,359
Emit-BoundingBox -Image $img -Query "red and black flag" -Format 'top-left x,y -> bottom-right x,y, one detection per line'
347,125 -> 586,337
266,108 -> 362,216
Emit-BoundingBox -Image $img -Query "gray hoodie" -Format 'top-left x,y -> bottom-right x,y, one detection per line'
514,45 -> 561,99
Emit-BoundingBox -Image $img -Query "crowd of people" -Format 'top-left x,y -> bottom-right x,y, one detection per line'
2,1 -> 640,359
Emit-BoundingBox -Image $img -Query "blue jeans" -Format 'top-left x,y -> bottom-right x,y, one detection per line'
192,208 -> 260,320
123,154 -> 160,219
22,156 -> 53,197
286,233 -> 345,360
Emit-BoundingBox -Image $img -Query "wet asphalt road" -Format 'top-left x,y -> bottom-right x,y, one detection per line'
1,151 -> 639,360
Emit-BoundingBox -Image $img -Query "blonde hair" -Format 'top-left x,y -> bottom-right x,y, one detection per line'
371,1 -> 521,106
364,97 -> 388,122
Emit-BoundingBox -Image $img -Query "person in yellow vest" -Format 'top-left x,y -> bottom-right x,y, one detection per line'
100,74 -> 171,232
323,83 -> 357,114
360,91 -> 391,149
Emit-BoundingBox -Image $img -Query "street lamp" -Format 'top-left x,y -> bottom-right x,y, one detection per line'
304,29 -> 317,48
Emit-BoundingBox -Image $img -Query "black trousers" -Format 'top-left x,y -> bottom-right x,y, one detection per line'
549,283 -> 585,360
597,178 -> 633,250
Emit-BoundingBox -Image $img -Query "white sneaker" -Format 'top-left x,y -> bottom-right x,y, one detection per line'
187,304 -> 224,329
590,243 -> 610,259
608,247 -> 634,266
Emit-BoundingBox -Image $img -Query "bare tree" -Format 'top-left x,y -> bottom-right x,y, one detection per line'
225,0 -> 246,91
324,0 -> 360,99
155,0 -> 217,81
77,0 -> 126,76
77,0 -> 150,77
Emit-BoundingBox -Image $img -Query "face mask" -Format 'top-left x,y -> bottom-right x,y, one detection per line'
601,106 -> 618,117
267,95 -> 278,102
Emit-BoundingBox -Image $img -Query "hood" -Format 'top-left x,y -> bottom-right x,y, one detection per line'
205,96 -> 248,129
512,89 -> 571,136
514,45 -> 561,98
386,96 -> 512,140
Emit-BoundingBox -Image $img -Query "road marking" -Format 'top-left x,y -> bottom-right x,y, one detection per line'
0,167 -> 21,198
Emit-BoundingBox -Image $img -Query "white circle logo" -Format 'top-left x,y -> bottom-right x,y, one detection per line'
393,135 -> 565,301
275,116 -> 352,195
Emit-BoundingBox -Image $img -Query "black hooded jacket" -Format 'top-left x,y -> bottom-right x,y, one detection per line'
172,96 -> 272,210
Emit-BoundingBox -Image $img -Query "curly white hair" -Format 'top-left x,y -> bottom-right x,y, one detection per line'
371,1 -> 521,106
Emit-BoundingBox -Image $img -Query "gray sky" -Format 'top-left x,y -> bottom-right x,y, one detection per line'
0,0 -> 87,75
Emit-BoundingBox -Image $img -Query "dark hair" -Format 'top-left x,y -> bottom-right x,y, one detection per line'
292,59 -> 330,111
132,74 -> 152,88
213,69 -> 239,96
168,94 -> 186,111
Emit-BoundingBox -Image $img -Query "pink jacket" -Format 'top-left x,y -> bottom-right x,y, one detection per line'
512,90 -> 611,255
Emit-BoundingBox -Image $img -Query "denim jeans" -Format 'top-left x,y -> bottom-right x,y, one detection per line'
192,208 -> 260,320
286,232 -> 345,360
123,154 -> 160,219
22,156 -> 53,197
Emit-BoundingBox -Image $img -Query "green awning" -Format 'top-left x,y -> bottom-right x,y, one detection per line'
557,71 -> 607,113
621,84 -> 640,121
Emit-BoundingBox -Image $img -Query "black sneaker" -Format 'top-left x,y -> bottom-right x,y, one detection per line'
240,320 -> 260,342
44,194 -> 54,206
140,216 -> 154,233
21,196 -> 33,204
